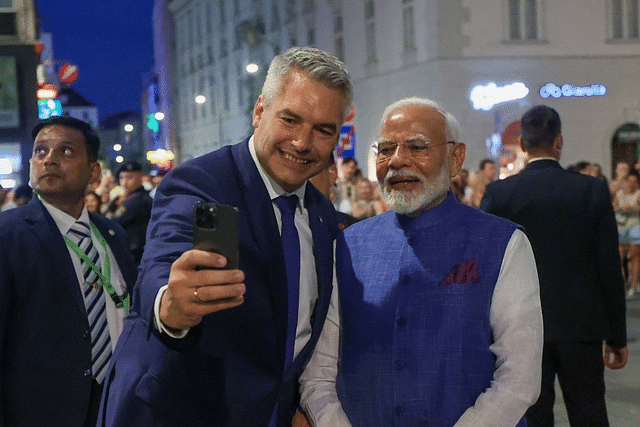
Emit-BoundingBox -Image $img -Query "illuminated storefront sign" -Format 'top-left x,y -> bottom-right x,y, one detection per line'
539,83 -> 607,99
38,99 -> 63,119
470,82 -> 529,111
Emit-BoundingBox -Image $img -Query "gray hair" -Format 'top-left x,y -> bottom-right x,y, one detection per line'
261,46 -> 353,121
379,97 -> 460,143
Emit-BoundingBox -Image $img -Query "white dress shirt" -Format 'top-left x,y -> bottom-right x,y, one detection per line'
41,198 -> 129,348
300,229 -> 543,427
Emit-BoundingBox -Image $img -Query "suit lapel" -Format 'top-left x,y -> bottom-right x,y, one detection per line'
25,198 -> 87,315
231,141 -> 289,360
91,215 -> 137,294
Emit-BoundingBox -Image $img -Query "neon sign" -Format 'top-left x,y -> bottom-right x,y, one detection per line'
470,82 -> 530,111
539,83 -> 607,99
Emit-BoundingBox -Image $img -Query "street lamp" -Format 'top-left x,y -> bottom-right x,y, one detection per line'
246,62 -> 259,74
154,112 -> 165,121
124,123 -> 134,132
113,144 -> 122,152
195,95 -> 207,104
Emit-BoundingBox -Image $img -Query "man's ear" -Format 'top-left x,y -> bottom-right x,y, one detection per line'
449,142 -> 467,178
252,95 -> 265,128
519,136 -> 528,153
553,134 -> 563,154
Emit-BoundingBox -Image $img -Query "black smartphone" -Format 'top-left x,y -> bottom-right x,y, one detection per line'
192,202 -> 240,269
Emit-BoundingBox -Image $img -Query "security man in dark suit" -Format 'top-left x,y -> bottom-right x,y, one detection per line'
0,116 -> 137,427
481,105 -> 627,427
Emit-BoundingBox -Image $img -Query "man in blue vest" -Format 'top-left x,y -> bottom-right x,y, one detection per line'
298,97 -> 543,427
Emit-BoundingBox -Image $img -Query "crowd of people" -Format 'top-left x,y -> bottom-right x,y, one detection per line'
0,46 -> 629,427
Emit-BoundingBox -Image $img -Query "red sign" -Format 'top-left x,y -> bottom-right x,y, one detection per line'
58,63 -> 79,85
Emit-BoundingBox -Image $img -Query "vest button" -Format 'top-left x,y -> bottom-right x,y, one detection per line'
396,316 -> 407,326
393,360 -> 405,370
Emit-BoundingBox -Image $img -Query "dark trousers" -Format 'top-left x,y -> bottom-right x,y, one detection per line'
85,380 -> 104,427
526,341 -> 608,427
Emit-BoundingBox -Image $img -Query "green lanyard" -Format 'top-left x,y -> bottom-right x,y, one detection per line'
63,222 -> 130,315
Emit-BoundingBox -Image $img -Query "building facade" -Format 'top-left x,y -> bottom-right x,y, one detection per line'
158,0 -> 640,179
0,0 -> 39,188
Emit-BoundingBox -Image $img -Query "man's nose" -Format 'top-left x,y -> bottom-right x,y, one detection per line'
387,145 -> 412,168
291,126 -> 313,151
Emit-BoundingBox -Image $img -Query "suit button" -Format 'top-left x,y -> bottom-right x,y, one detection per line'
394,405 -> 404,416
393,360 -> 405,370
401,275 -> 410,285
396,316 -> 407,326
83,369 -> 92,377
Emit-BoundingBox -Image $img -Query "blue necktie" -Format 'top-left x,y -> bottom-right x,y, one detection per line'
68,221 -> 112,384
274,195 -> 300,371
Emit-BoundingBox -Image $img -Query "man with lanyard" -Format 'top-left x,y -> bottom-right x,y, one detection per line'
0,116 -> 137,427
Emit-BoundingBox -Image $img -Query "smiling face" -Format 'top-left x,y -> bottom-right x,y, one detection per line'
376,104 -> 465,215
29,124 -> 100,217
252,70 -> 346,192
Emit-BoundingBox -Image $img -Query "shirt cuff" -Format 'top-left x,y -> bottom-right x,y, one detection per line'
154,284 -> 190,339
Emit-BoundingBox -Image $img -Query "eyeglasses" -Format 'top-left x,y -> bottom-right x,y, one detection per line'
374,140 -> 454,162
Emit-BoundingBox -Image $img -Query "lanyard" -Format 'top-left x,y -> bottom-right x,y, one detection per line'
63,222 -> 130,315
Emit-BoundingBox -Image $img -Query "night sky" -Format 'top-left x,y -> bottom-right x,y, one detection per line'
35,1 -> 155,121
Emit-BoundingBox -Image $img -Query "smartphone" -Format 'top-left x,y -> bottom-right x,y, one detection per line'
192,202 -> 240,269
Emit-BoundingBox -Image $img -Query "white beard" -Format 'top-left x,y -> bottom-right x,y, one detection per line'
380,159 -> 451,215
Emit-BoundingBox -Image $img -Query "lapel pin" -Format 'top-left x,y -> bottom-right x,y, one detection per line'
108,229 -> 115,236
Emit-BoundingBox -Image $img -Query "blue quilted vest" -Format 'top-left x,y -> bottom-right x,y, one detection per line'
336,193 -> 525,426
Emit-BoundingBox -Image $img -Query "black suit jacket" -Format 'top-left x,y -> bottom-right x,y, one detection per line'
0,197 -> 138,427
481,159 -> 626,348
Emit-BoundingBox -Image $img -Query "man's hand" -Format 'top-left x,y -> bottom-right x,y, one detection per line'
292,410 -> 312,427
604,345 -> 628,370
159,249 -> 246,330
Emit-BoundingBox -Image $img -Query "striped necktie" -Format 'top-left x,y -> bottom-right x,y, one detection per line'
68,221 -> 112,384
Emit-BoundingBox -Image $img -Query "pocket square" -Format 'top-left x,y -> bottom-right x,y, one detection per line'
438,258 -> 481,287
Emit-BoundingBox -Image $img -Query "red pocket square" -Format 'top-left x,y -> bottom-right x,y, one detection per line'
438,258 -> 481,287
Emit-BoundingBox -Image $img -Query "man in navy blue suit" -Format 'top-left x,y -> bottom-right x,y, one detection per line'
0,116 -> 138,427
481,105 -> 628,427
99,46 -> 352,427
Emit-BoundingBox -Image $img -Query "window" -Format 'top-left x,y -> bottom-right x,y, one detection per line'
223,68 -> 230,111
220,38 -> 228,57
611,0 -> 640,39
206,3 -> 212,34
196,3 -> 202,45
334,13 -> 344,61
207,45 -> 215,64
286,0 -> 296,23
219,0 -> 226,24
187,10 -> 194,47
402,0 -> 416,52
271,1 -> 280,31
303,0 -> 315,14
209,74 -> 217,116
307,27 -> 315,45
365,0 -> 377,63
507,0 -> 540,41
